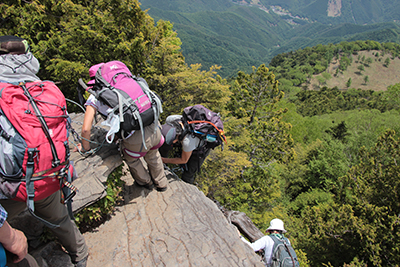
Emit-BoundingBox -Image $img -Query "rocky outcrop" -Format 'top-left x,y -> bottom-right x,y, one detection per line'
9,113 -> 264,266
83,169 -> 263,266
68,112 -> 124,213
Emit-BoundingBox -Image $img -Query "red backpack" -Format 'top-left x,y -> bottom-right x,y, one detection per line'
0,81 -> 76,227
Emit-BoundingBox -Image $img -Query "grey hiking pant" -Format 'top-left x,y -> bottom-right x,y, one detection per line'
0,191 -> 88,263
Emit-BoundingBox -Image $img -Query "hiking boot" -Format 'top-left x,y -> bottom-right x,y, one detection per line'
156,186 -> 167,192
134,181 -> 154,190
74,255 -> 88,267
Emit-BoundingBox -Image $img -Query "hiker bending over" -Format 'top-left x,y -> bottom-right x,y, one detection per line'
0,36 -> 88,267
160,115 -> 211,184
0,204 -> 39,267
239,218 -> 299,266
77,63 -> 168,192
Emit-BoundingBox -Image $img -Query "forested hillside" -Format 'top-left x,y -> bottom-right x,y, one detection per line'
254,0 -> 400,25
1,0 -> 400,266
140,0 -> 400,77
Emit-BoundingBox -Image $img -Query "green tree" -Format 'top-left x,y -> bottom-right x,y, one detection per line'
321,72 -> 331,81
200,64 -> 295,225
339,56 -> 351,71
383,83 -> 400,111
292,130 -> 400,266
364,75 -> 369,84
365,57 -> 373,66
346,78 -> 352,88
384,57 -> 391,67
316,76 -> 325,86
0,0 -> 194,113
325,121 -> 349,142
336,130 -> 400,266
227,64 -> 294,164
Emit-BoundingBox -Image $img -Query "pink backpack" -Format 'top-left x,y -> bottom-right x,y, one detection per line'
80,61 -> 162,147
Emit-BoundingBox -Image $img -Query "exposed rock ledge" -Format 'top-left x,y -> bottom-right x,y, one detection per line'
9,113 -> 264,267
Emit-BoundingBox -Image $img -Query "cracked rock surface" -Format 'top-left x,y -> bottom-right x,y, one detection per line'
10,113 -> 264,266
82,170 -> 263,267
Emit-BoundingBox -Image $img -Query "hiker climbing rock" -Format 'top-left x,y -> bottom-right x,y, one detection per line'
160,105 -> 226,184
0,36 -> 88,267
76,61 -> 168,192
239,218 -> 300,267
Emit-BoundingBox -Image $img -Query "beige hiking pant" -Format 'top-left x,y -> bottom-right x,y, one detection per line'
121,123 -> 168,188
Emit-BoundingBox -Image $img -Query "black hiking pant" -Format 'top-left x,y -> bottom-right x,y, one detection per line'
181,148 -> 211,184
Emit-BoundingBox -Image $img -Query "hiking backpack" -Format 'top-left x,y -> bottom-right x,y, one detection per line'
0,81 -> 76,228
269,235 -> 300,267
180,104 -> 226,151
79,61 -> 162,148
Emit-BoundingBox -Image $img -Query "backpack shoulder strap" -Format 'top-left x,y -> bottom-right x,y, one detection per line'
94,66 -> 111,88
132,75 -> 163,139
269,234 -> 281,251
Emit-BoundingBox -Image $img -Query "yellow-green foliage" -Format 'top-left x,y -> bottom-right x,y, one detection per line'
198,148 -> 250,201
75,165 -> 125,231
8,2 -> 400,266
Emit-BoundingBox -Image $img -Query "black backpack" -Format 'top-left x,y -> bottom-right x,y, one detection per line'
269,235 -> 300,267
180,104 -> 226,151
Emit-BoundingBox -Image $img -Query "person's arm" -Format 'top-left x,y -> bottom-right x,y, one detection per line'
240,235 -> 269,253
162,150 -> 192,164
75,105 -> 96,152
162,134 -> 200,164
0,206 -> 28,263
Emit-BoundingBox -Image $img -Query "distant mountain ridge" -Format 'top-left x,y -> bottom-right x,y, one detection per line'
139,0 -> 400,77
238,0 -> 400,25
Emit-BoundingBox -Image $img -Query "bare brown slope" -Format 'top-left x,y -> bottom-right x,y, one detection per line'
309,50 -> 400,91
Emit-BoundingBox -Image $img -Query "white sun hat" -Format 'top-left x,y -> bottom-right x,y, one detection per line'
266,218 -> 287,233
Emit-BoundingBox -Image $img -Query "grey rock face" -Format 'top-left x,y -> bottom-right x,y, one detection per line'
9,113 -> 263,267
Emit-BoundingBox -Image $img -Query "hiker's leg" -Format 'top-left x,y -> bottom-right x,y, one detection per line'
181,156 -> 198,184
0,200 -> 26,219
181,148 -> 211,184
34,191 -> 88,263
145,149 -> 167,188
125,157 -> 152,185
121,128 -> 153,186
145,126 -> 168,188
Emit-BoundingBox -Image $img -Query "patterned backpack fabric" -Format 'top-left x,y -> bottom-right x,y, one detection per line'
80,61 -> 162,148
269,235 -> 300,267
0,81 -> 76,227
181,104 -> 226,150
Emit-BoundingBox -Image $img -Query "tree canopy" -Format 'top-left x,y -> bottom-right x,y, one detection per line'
2,1 -> 400,266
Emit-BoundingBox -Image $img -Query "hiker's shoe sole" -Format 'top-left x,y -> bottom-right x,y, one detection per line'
156,186 -> 167,192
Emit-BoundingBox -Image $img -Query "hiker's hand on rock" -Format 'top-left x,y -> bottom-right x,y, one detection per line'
74,143 -> 82,152
75,143 -> 90,153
